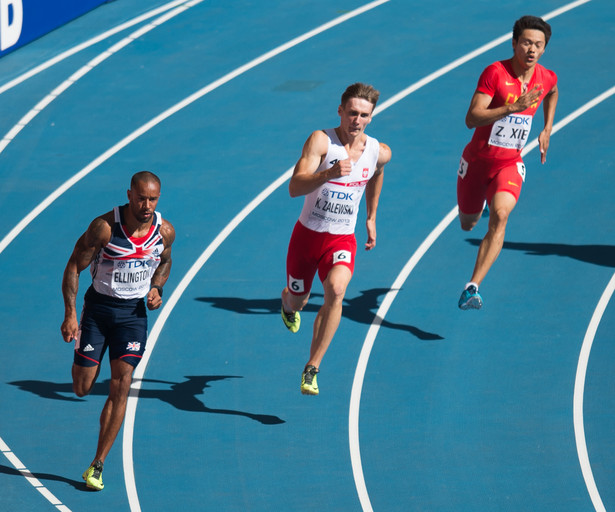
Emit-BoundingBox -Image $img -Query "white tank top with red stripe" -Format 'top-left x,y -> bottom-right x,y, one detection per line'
90,205 -> 164,299
298,128 -> 379,234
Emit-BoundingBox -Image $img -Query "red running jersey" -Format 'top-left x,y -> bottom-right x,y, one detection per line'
465,59 -> 557,162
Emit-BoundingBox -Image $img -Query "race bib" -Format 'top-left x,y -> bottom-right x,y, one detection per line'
489,114 -> 533,150
457,157 -> 468,179
111,260 -> 153,296
333,250 -> 351,265
288,274 -> 305,294
517,162 -> 526,182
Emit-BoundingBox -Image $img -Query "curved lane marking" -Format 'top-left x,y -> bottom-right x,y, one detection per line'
119,5 -> 392,510
350,0 -> 595,508
350,83 -> 615,512
574,271 -> 615,512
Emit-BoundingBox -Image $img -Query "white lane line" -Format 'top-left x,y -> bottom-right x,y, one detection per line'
116,4 -> 391,510
0,435 -> 73,511
0,0 -> 205,156
0,0 -> 190,95
574,272 -> 615,512
0,0 -> 390,258
348,206 -> 459,512
351,0 -> 596,505
122,167 -> 294,512
349,81 -> 615,512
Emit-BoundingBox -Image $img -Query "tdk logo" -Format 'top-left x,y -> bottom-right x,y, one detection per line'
125,260 -> 149,268
330,190 -> 353,200
0,0 -> 23,51
502,115 -> 530,125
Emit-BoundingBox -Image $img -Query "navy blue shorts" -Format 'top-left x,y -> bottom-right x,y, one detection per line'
74,287 -> 148,368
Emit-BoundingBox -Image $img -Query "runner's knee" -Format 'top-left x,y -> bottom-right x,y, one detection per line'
324,273 -> 350,303
459,212 -> 481,231
490,205 -> 511,229
284,287 -> 309,311
108,371 -> 133,400
73,377 -> 95,397
72,364 -> 98,397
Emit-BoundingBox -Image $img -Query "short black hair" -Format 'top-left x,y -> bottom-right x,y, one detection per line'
131,171 -> 161,189
513,15 -> 552,46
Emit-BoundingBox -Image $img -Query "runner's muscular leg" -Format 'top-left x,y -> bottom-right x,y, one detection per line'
307,264 -> 352,369
92,358 -> 135,464
282,286 -> 309,314
459,210 -> 484,232
72,363 -> 101,397
470,191 -> 517,286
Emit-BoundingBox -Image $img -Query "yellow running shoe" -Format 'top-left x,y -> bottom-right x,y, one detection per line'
281,307 -> 300,333
82,459 -> 104,491
300,365 -> 319,395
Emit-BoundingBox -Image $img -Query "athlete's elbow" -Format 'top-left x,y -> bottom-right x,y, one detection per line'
288,180 -> 306,198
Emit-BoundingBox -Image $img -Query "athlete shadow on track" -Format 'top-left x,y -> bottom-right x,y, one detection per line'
195,287 -> 443,341
466,239 -> 615,268
0,464 -> 86,491
8,376 -> 284,425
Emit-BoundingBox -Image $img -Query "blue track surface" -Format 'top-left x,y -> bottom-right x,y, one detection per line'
0,1 -> 613,511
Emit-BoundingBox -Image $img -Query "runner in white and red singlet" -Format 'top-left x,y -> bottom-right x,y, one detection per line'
456,15 -> 559,310
280,82 -> 392,395
61,171 -> 175,490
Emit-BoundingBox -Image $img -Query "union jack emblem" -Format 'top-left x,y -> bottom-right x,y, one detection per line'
127,342 -> 141,351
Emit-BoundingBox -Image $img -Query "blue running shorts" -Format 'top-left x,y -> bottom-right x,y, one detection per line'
74,286 -> 148,368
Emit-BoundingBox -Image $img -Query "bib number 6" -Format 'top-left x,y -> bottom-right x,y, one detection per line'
288,275 -> 305,294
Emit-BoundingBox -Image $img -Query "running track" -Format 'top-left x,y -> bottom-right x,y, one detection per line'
0,1 -> 613,510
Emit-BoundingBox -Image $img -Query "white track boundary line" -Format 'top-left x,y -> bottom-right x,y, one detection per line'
122,166 -> 294,512
0,435 -> 72,512
0,0 -> 389,258
349,81 -> 614,512
118,4 -> 390,510
350,0 -> 593,507
574,271 -> 615,512
0,0 -> 190,96
0,0 -> 205,156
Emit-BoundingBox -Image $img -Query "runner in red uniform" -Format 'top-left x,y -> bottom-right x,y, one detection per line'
280,83 -> 391,395
457,15 -> 558,309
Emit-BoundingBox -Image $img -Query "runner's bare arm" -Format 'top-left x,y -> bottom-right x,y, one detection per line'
60,214 -> 112,342
364,143 -> 391,250
465,86 -> 543,129
538,83 -> 559,163
147,220 -> 175,310
289,130 -> 351,197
